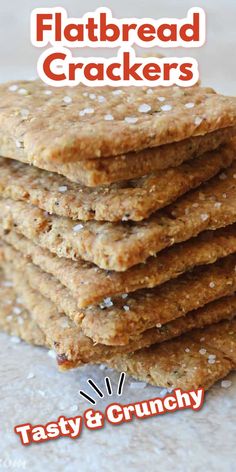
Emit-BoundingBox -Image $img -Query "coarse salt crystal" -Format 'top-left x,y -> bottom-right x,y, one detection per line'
157,96 -> 166,102
208,354 -> 216,363
98,95 -> 106,102
73,224 -> 84,232
161,104 -> 172,112
138,103 -> 151,113
58,186 -> 68,193
13,306 -> 22,315
214,202 -> 222,209
185,348 -> 190,353
89,93 -> 96,100
199,348 -> 207,355
79,107 -> 94,116
15,140 -> 24,149
194,116 -> 203,126
221,380 -> 232,389
104,114 -> 114,121
123,305 -> 130,312
124,116 -> 138,124
18,88 -> 28,95
8,84 -> 18,92
63,96 -> 72,104
209,282 -> 215,288
200,213 -> 209,222
100,297 -> 113,309
112,89 -> 123,95
185,102 -> 195,108
44,90 -> 52,95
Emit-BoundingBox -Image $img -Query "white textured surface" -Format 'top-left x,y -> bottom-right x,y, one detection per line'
1,333 -> 236,472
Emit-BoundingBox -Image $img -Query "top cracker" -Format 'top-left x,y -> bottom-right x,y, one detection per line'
1,80 -> 236,163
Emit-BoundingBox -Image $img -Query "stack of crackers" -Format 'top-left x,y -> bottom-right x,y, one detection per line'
0,81 -> 236,391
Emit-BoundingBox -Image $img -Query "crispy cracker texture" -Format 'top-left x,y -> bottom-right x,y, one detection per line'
1,261 -> 236,388
1,81 -> 236,163
3,127 -> 235,186
2,241 -> 236,346
0,141 -> 235,221
108,323 -> 235,391
1,225 -> 236,308
1,225 -> 236,311
0,269 -> 45,346
1,162 -> 236,270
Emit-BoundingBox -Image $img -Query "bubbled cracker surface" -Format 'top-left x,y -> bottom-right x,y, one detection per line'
1,81 -> 236,162
1,225 -> 236,308
2,242 -> 236,347
1,162 -> 236,270
0,141 -> 235,221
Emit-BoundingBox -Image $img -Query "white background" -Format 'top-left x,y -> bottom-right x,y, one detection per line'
0,0 -> 236,94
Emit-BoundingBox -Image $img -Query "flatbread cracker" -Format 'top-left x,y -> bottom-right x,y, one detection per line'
52,127 -> 236,186
108,325 -> 235,390
1,225 -> 236,308
0,270 -> 45,346
0,142 -> 235,221
2,81 -> 236,163
1,162 -> 236,270
190,320 -> 236,364
4,127 -> 235,186
1,261 -> 236,371
2,243 -> 236,346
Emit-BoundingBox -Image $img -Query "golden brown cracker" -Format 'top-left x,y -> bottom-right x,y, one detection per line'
1,162 -> 236,271
1,260 -> 236,376
0,270 -> 46,346
2,81 -> 236,163
0,142 -> 235,222
108,334 -> 234,391
2,242 -> 236,346
1,225 -> 236,308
